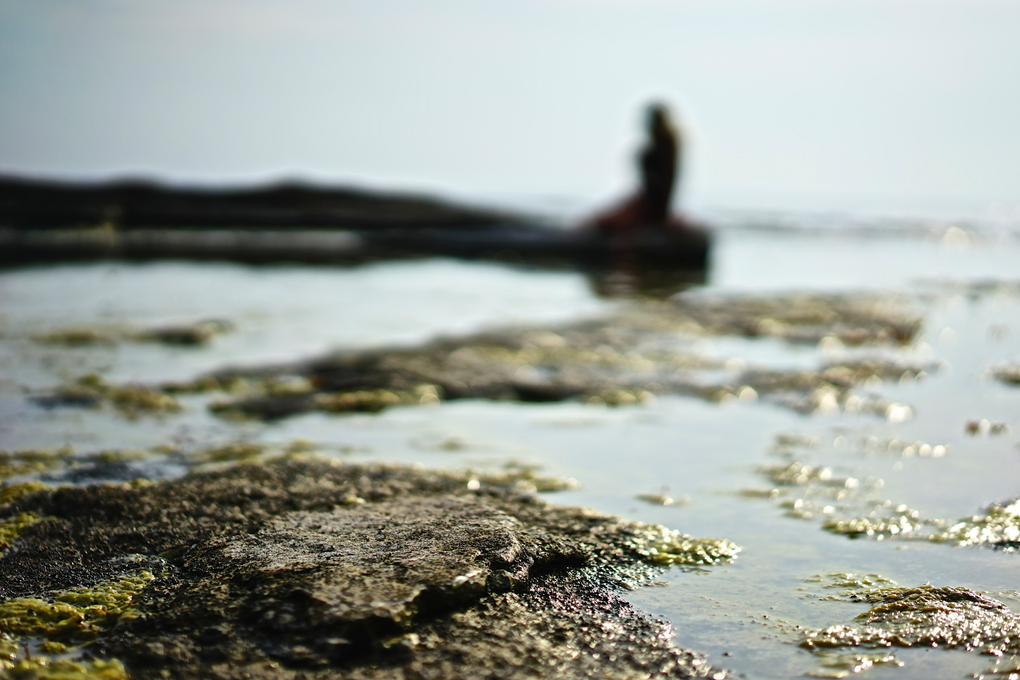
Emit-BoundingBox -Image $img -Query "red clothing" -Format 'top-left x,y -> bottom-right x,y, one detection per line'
590,107 -> 682,231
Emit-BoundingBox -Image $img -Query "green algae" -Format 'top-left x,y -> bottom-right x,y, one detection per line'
38,641 -> 68,655
36,375 -> 180,417
163,373 -> 314,396
313,387 -> 434,413
0,656 -> 128,679
0,567 -> 156,679
0,484 -> 48,508
993,364 -> 1020,386
0,458 -> 735,679
178,439 -> 349,467
31,292 -> 932,423
0,638 -> 15,666
931,499 -> 1020,549
442,468 -> 581,494
802,584 -> 1020,656
805,650 -> 902,678
203,345 -> 925,420
626,524 -> 740,566
761,462 -> 863,490
77,375 -> 180,416
822,503 -> 928,539
667,292 -> 922,345
807,495 -> 1020,548
752,433 -> 971,544
851,436 -> 948,458
803,572 -> 899,594
34,319 -> 233,348
80,450 -> 149,466
773,433 -> 822,450
0,448 -> 73,484
188,441 -> 269,464
636,492 -> 689,507
796,575 -> 1020,677
0,569 -> 157,642
0,513 -> 42,551
34,328 -> 119,346
135,319 -> 233,345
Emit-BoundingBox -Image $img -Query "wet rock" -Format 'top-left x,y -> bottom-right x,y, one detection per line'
171,293 -> 924,421
931,498 -> 1020,550
138,319 -> 234,346
41,460 -> 170,485
796,574 -> 1020,677
993,364 -> 1020,386
0,458 -> 736,679
33,327 -> 119,346
32,374 -> 181,417
755,432 -> 1020,549
636,492 -> 689,507
803,582 -> 1020,657
34,319 -> 233,347
0,446 -> 73,482
667,292 -> 921,346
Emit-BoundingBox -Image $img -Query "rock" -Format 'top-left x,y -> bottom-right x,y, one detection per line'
182,293 -> 924,421
0,458 -> 736,679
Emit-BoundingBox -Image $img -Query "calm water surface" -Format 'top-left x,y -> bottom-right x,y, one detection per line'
2,222 -> 1020,679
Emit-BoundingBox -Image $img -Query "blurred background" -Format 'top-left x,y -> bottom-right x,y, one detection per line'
3,0 -> 1020,223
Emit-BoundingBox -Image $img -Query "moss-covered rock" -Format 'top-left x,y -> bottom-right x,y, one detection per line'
163,293 -> 924,422
0,459 -> 735,679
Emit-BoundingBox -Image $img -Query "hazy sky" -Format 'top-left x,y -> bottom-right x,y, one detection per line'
2,0 -> 1019,218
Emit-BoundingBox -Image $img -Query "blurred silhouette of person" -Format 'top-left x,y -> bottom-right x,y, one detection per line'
589,102 -> 683,230
638,103 -> 679,223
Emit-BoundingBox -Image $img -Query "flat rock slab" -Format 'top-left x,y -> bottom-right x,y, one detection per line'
161,292 -> 924,421
0,459 -> 733,679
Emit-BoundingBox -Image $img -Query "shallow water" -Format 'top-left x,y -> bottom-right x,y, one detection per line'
2,221 -> 1020,679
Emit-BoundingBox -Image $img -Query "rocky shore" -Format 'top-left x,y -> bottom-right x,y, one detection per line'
0,458 -> 737,679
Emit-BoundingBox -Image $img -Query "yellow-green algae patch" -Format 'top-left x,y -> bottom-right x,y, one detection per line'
626,524 -> 740,566
802,584 -> 1020,656
993,363 -> 1020,386
34,319 -> 232,348
36,374 -> 180,417
0,513 -> 42,551
804,651 -> 902,679
0,448 -> 72,484
635,492 -> 689,507
34,327 -> 121,346
188,441 -> 270,465
803,572 -> 898,596
0,459 -> 735,679
441,467 -> 581,494
0,656 -> 128,679
0,568 -> 155,679
0,569 -> 156,642
314,386 -> 440,413
813,496 -> 1020,548
821,504 -> 928,539
931,498 -> 1020,549
0,484 -> 48,508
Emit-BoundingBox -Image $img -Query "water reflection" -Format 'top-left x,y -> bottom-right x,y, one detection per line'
584,262 -> 706,299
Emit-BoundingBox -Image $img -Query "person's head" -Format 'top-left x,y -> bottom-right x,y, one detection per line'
646,103 -> 673,136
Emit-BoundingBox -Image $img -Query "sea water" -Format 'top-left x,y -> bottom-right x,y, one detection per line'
2,219 -> 1020,679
